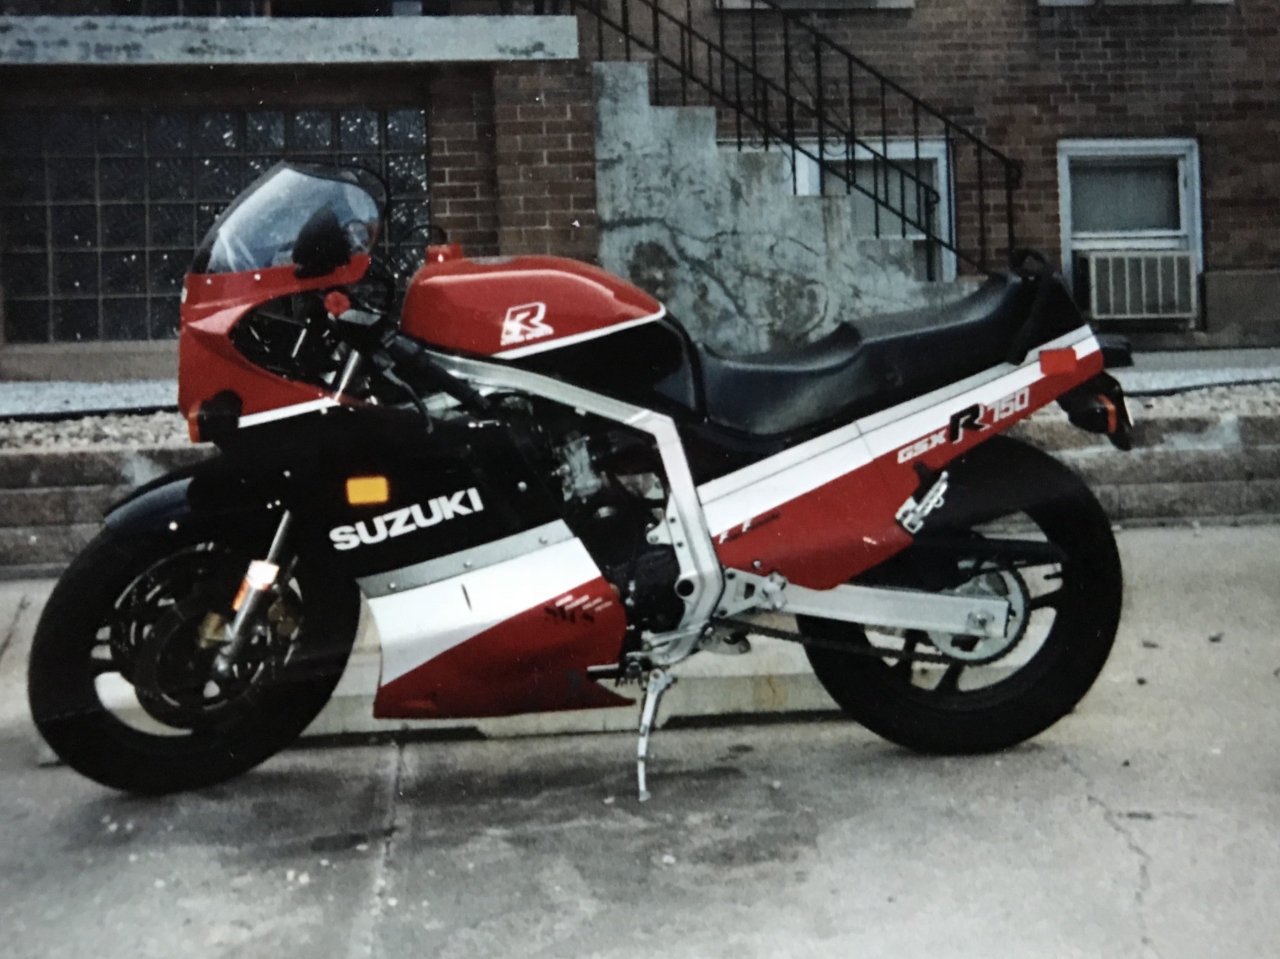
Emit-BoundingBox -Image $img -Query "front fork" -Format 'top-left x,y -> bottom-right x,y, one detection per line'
212,510 -> 294,680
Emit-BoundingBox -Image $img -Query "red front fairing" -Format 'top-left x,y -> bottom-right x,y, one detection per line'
178,256 -> 370,423
400,254 -> 662,356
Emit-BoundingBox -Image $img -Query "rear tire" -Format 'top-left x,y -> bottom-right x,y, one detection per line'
28,522 -> 359,794
803,436 -> 1122,754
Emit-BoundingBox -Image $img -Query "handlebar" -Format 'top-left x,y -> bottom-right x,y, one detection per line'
323,290 -> 491,416
381,334 -> 492,414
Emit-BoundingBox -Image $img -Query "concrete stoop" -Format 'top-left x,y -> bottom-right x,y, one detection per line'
1009,412 -> 1280,522
0,445 -> 211,578
1,411 -> 1277,581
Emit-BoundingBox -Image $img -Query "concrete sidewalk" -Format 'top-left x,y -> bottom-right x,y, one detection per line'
1116,347 -> 1280,395
1,525 -> 1279,959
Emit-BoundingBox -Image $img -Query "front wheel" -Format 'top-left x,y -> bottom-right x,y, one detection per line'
803,436 -> 1123,754
28,520 -> 359,794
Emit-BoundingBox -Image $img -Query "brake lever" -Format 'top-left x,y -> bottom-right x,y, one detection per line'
369,354 -> 433,432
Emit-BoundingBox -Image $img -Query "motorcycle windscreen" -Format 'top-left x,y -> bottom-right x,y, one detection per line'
367,522 -> 632,719
190,162 -> 383,276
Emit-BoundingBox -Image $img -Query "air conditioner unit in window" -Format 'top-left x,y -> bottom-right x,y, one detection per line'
1081,251 -> 1198,322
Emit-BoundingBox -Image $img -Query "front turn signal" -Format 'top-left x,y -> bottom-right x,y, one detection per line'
346,475 -> 390,505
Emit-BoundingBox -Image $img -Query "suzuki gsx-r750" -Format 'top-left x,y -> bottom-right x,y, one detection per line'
29,163 -> 1133,798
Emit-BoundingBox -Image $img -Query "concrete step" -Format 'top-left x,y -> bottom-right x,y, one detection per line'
2,409 -> 1280,578
1092,479 -> 1280,522
1060,447 -> 1280,486
0,485 -> 125,527
0,446 -> 210,490
0,523 -> 100,570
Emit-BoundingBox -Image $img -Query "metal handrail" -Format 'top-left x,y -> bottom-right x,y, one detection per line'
539,0 -> 1018,273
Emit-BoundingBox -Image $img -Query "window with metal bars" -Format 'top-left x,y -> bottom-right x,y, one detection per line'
0,106 -> 431,344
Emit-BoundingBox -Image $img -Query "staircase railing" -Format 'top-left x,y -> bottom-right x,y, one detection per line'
533,0 -> 1019,276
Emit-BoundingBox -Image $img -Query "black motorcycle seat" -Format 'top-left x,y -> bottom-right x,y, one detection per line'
697,272 -> 1032,436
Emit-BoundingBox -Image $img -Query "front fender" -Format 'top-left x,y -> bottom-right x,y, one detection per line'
104,458 -> 280,539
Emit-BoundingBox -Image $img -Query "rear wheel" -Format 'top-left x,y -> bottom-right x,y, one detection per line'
803,436 -> 1122,754
28,521 -> 359,794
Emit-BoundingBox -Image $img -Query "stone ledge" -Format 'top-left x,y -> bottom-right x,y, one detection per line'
1039,0 -> 1230,6
718,0 -> 913,10
0,15 -> 579,66
0,343 -> 177,386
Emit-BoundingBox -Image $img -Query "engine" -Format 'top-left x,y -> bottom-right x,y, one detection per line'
540,413 -> 685,636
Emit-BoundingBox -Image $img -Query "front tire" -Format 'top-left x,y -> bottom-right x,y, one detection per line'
28,520 -> 359,794
803,436 -> 1122,754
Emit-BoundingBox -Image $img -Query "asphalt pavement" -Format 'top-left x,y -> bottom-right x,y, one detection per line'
0,525 -> 1278,959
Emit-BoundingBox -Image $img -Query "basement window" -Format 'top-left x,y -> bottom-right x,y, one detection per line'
1058,138 -> 1202,326
0,107 -> 430,344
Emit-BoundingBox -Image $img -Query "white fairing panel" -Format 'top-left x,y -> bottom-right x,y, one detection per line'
369,535 -> 605,686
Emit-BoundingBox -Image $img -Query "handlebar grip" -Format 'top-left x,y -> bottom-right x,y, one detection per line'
384,335 -> 492,413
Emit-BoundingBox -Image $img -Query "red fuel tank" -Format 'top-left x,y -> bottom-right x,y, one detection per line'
400,252 -> 664,359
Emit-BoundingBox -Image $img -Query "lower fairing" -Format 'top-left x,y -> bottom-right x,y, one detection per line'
369,522 -> 631,718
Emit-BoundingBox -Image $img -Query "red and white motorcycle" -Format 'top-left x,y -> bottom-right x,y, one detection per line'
29,163 -> 1132,798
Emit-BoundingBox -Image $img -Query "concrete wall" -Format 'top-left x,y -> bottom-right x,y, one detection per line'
0,15 -> 578,66
593,62 -> 970,357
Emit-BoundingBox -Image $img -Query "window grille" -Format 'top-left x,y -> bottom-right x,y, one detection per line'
1082,251 -> 1198,322
1,106 -> 431,344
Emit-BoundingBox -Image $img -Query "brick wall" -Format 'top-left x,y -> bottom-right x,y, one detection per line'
492,60 -> 599,262
426,59 -> 601,261
716,0 -> 1280,273
431,66 -> 502,256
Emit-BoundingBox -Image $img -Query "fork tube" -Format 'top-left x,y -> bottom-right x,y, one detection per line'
334,349 -> 363,398
213,510 -> 294,678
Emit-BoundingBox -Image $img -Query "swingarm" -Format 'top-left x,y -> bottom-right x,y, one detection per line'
716,569 -> 1012,640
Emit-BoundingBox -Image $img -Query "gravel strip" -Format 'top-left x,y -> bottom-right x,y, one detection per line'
0,411 -> 189,451
1025,381 -> 1280,423
1,382 -> 1279,453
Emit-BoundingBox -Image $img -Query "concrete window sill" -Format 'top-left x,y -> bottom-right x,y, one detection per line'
0,15 -> 579,66
718,0 -> 913,11
1039,0 -> 1230,7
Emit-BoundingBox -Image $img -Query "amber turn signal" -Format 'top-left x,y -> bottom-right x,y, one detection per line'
346,475 -> 390,505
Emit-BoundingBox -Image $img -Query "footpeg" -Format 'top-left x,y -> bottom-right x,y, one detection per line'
895,469 -> 949,534
636,667 -> 676,802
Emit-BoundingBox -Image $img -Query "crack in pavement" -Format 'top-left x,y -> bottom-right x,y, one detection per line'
347,741 -> 406,959
1060,750 -> 1162,959
0,593 -> 31,669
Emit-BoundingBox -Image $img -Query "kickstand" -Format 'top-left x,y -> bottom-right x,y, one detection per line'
636,667 -> 676,802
